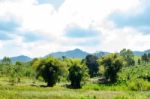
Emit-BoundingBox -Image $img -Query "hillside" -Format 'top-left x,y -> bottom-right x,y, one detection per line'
11,55 -> 32,63
46,48 -> 89,58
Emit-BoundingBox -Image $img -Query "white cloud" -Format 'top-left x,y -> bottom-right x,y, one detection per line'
0,0 -> 149,58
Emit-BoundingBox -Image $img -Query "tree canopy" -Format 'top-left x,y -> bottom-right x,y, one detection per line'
32,57 -> 65,87
99,53 -> 124,83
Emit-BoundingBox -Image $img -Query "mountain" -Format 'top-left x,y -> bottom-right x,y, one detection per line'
133,51 -> 144,56
47,48 -> 89,58
7,49 -> 150,63
11,55 -> 32,63
93,51 -> 109,57
133,50 -> 150,56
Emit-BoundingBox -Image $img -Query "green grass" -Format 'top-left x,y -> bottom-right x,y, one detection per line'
0,77 -> 150,99
0,85 -> 150,99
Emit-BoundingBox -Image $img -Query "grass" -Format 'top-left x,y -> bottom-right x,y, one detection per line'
0,77 -> 150,99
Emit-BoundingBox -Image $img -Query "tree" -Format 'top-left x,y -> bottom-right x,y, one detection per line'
99,54 -> 123,83
1,57 -> 12,76
138,58 -> 141,65
2,57 -> 11,65
120,49 -> 135,66
85,55 -> 99,77
68,59 -> 88,88
14,61 -> 24,83
32,57 -> 64,87
142,53 -> 149,63
148,53 -> 150,60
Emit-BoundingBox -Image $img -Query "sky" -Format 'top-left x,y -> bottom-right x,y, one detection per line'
0,0 -> 150,58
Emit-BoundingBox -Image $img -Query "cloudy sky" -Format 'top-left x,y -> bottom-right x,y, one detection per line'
0,0 -> 150,58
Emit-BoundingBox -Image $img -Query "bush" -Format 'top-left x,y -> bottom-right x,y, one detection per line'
85,55 -> 99,77
32,57 -> 65,87
118,65 -> 150,84
99,53 -> 123,83
68,59 -> 89,88
128,79 -> 150,91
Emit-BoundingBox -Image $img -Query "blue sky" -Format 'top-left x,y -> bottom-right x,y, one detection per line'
37,0 -> 64,9
0,0 -> 150,58
110,2 -> 150,34
65,26 -> 99,38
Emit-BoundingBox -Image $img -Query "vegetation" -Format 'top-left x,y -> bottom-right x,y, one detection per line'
1,48 -> 150,98
99,53 -> 123,83
120,49 -> 135,66
32,57 -> 64,87
84,55 -> 99,77
68,59 -> 88,88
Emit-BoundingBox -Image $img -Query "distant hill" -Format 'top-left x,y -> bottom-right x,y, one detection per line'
46,49 -> 109,59
133,50 -> 150,56
2,49 -> 150,63
11,55 -> 32,63
46,48 -> 89,59
93,51 -> 109,57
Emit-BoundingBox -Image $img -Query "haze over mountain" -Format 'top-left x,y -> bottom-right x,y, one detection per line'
46,48 -> 89,58
10,55 -> 32,63
2,49 -> 150,63
47,49 -> 150,58
133,50 -> 150,56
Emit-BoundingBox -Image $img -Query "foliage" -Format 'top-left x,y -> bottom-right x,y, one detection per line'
32,57 -> 65,87
138,58 -> 141,65
142,53 -> 149,63
120,49 -> 135,66
1,57 -> 12,65
128,79 -> 150,91
99,53 -> 124,83
68,59 -> 89,88
84,55 -> 99,77
118,64 -> 150,83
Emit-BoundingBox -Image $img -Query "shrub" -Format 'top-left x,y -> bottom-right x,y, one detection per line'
68,59 -> 89,88
32,57 -> 65,87
128,79 -> 150,91
99,53 -> 123,83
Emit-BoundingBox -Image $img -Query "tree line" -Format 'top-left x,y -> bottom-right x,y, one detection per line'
0,48 -> 150,89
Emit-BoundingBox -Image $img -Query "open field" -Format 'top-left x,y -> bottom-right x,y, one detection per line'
0,77 -> 150,99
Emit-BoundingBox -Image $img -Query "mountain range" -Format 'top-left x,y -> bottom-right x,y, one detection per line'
133,50 -> 150,56
10,55 -> 32,63
46,48 -> 89,58
4,49 -> 150,63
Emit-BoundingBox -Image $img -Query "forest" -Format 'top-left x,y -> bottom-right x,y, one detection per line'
0,48 -> 150,99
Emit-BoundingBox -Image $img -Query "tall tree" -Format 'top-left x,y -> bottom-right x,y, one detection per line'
85,55 -> 99,77
141,53 -> 149,63
120,49 -> 135,66
1,57 -> 12,76
99,54 -> 123,83
32,57 -> 64,87
68,59 -> 88,88
2,57 -> 12,65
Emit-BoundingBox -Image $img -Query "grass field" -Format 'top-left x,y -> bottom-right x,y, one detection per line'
0,77 -> 150,99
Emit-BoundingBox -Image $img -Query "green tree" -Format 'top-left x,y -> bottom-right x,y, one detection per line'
32,57 -> 64,87
85,55 -> 99,77
1,57 -> 12,76
2,57 -> 11,65
99,54 -> 123,83
148,53 -> 150,60
138,58 -> 141,65
147,53 -> 150,62
6,62 -> 24,85
68,60 -> 88,88
142,53 -> 149,63
14,61 -> 24,83
120,49 -> 135,66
